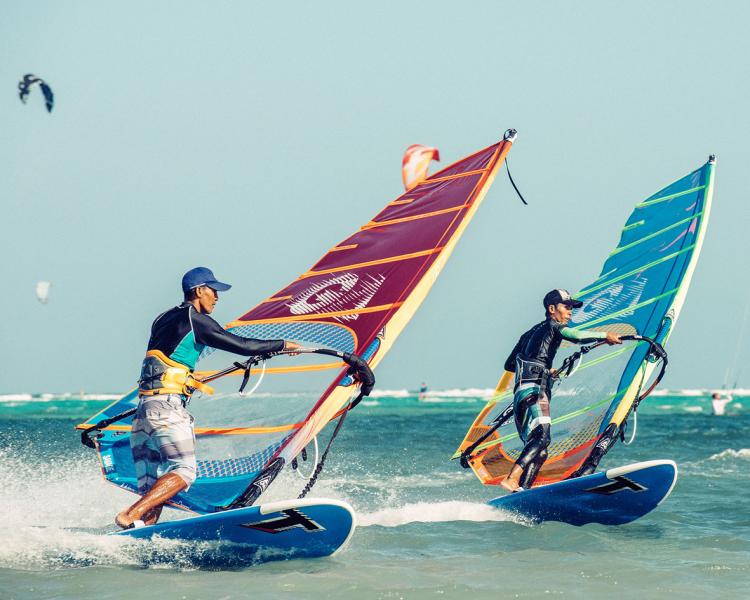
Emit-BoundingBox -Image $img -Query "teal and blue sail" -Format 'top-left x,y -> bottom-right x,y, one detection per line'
458,157 -> 715,486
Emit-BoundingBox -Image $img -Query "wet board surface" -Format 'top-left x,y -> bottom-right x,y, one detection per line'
113,497 -> 356,562
488,460 -> 677,526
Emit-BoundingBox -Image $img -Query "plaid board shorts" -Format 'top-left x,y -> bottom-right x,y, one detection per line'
131,394 -> 197,493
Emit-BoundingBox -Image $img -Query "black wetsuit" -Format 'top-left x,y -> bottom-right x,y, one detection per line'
147,302 -> 285,370
504,318 -> 606,488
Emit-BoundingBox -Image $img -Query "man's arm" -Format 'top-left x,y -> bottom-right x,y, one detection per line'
192,311 -> 286,356
560,327 -> 621,345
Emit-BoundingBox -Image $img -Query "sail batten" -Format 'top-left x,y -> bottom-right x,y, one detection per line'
301,246 -> 446,278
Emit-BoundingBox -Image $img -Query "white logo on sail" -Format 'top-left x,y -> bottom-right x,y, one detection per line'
570,276 -> 647,325
287,272 -> 386,322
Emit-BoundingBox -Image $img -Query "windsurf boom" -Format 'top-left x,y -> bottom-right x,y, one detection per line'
455,156 -> 715,486
78,130 -> 518,513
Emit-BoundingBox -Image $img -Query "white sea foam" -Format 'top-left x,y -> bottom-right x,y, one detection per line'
0,393 -> 121,403
0,446 -> 278,570
0,393 -> 33,402
651,388 -> 750,397
366,388 -> 496,401
425,388 -> 494,398
0,447 -> 138,569
369,389 -> 411,398
707,448 -> 750,461
331,471 -> 468,491
651,389 -> 707,397
418,396 -> 481,404
3,388 -> 749,403
358,500 -> 524,527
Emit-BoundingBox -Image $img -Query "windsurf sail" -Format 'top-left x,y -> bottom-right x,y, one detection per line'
78,130 -> 518,513
455,156 -> 715,486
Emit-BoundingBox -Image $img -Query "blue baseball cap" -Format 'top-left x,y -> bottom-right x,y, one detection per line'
182,267 -> 232,293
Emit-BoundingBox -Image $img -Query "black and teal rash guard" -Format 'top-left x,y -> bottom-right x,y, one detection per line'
147,302 -> 285,369
504,317 -> 607,373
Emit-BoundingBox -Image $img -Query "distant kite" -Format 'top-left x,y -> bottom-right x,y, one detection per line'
36,281 -> 51,304
402,145 -> 440,191
18,74 -> 54,112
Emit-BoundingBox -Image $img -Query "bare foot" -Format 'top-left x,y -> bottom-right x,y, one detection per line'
114,472 -> 185,529
499,477 -> 522,493
115,511 -> 134,529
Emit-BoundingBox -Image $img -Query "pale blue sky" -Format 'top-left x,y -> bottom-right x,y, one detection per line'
2,1 -> 748,392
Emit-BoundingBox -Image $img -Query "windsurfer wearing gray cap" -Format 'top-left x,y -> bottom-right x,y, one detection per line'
499,289 -> 622,492
115,267 -> 301,529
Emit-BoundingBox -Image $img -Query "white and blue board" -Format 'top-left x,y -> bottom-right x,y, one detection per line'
113,497 -> 355,562
489,460 -> 677,526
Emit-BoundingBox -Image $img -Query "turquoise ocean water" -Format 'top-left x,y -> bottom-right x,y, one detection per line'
0,390 -> 748,599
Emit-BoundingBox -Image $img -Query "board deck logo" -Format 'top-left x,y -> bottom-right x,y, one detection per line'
240,508 -> 325,534
584,475 -> 647,495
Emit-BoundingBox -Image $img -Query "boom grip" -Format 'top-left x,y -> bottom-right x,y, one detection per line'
341,351 -> 376,396
301,348 -> 375,397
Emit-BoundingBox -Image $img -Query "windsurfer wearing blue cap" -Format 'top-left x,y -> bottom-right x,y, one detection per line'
115,267 -> 301,529
499,289 -> 622,493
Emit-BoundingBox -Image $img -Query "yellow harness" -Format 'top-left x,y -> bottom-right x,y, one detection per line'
138,350 -> 214,397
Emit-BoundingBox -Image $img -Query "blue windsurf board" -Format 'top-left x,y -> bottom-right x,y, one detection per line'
113,497 -> 355,562
488,460 -> 677,526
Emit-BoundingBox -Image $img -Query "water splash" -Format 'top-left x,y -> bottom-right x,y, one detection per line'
358,501 -> 526,527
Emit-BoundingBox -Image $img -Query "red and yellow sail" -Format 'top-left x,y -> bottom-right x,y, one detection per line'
79,130 -> 517,512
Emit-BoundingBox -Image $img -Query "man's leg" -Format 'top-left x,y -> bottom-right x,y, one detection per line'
141,506 -> 163,526
116,472 -> 187,528
519,448 -> 548,489
117,406 -> 159,528
500,392 -> 551,492
500,424 -> 550,491
116,395 -> 196,529
500,464 -> 525,492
